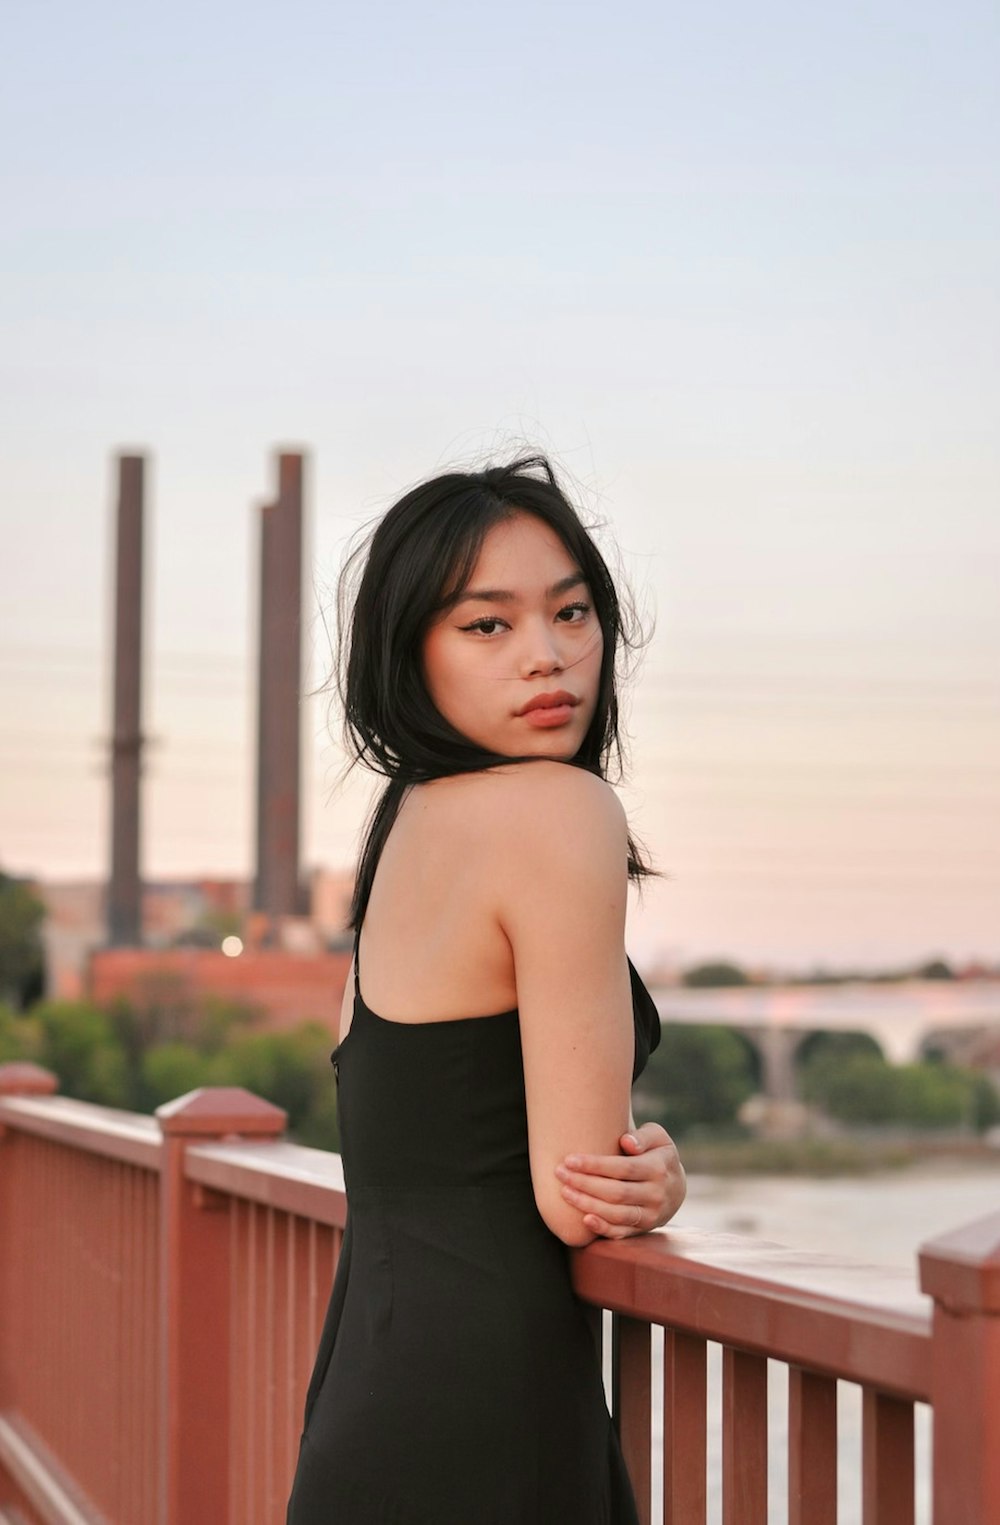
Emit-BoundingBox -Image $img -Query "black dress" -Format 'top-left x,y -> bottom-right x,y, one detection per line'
286,926 -> 662,1525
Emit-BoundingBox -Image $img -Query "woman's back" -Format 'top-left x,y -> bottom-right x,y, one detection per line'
287,767 -> 659,1525
346,760 -> 637,1244
346,770 -> 524,1032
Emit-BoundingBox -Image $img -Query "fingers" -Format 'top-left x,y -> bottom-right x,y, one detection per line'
580,1207 -> 646,1240
560,1151 -> 654,1181
558,1179 -> 651,1235
556,1148 -> 687,1234
562,1124 -> 678,1179
556,1163 -> 658,1214
621,1121 -> 676,1152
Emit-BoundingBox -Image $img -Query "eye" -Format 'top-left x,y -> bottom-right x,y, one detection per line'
459,615 -> 510,637
555,601 -> 592,623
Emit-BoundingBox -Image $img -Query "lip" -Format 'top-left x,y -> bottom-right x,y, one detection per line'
516,690 -> 581,717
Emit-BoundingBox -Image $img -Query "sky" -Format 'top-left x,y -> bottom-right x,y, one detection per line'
2,0 -> 998,971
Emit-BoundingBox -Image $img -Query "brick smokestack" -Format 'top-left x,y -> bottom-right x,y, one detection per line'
253,451 -> 305,923
107,452 -> 146,946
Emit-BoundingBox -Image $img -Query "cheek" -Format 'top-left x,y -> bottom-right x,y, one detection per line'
585,627 -> 605,677
421,634 -> 475,719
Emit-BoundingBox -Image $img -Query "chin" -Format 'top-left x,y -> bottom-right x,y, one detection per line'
526,733 -> 583,761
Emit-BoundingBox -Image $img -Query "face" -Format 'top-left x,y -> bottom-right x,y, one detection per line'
421,512 -> 605,760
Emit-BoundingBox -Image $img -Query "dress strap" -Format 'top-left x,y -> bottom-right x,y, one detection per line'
353,925 -> 361,995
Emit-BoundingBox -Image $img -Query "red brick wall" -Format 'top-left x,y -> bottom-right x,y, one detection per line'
86,947 -> 351,1033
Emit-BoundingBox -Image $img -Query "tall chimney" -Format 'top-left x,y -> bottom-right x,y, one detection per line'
107,452 -> 146,946
253,451 -> 304,923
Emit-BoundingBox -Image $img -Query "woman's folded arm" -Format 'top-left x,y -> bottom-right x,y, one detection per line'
490,762 -> 634,1247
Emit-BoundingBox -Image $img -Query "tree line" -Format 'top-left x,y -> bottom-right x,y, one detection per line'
633,1025 -> 1000,1138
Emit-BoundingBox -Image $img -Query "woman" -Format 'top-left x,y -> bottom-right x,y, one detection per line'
287,454 -> 686,1524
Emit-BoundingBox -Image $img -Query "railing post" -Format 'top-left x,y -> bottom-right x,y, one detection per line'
0,1065 -> 59,1404
0,1061 -> 59,1102
0,1064 -> 58,1509
156,1086 -> 286,1525
613,1314 -> 652,1525
919,1211 -> 1000,1525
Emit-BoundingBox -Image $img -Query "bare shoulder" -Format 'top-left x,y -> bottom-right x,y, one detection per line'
405,766 -> 628,941
479,760 -> 627,843
479,762 -> 629,915
413,762 -> 625,850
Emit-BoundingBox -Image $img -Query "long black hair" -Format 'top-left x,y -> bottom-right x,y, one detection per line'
322,453 -> 657,930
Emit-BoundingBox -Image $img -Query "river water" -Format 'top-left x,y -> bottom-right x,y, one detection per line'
604,1161 -> 1000,1525
676,1159 -> 1000,1269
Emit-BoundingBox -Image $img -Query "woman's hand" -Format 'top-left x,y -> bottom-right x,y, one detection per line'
554,1122 -> 687,1240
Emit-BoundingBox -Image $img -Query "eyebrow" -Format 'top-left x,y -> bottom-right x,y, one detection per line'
448,572 -> 589,608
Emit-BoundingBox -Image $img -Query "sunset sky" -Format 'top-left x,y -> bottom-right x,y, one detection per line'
2,1 -> 997,970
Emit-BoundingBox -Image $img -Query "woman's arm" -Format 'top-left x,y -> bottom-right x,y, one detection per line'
555,1120 -> 687,1238
492,763 -> 635,1248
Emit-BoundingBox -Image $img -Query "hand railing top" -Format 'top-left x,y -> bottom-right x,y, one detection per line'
0,1092 -> 161,1168
186,1136 -> 347,1227
571,1223 -> 933,1399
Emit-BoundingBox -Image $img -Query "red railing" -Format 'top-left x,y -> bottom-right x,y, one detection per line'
0,1063 -> 997,1525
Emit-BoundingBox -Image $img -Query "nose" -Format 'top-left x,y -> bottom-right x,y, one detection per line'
520,617 -> 565,678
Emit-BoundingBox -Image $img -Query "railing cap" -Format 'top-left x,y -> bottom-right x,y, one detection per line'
918,1210 -> 1000,1314
0,1061 -> 59,1096
156,1086 -> 286,1138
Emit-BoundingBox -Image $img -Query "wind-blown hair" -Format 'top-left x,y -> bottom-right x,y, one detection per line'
325,453 -> 657,929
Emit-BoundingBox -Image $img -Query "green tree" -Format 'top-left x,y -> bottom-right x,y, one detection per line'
968,1074 -> 1000,1131
0,1000 -> 41,1063
7,990 -> 342,1148
32,1000 -> 131,1106
796,1029 -> 884,1081
141,1022 -> 342,1147
140,1043 -> 222,1108
893,1063 -> 967,1127
195,993 -> 261,1054
635,1024 -> 758,1137
293,1084 -> 340,1151
210,1024 -> 339,1147
106,991 -> 261,1107
801,1050 -> 999,1131
0,872 -> 46,1009
681,961 -> 749,988
917,958 -> 955,981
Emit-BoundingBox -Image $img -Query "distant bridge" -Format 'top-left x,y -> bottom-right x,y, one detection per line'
646,979 -> 1000,1101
